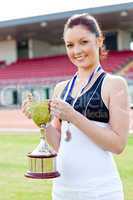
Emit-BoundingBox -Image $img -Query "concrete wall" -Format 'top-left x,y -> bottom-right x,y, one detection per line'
29,39 -> 66,58
0,31 -> 132,64
0,40 -> 17,64
117,30 -> 131,50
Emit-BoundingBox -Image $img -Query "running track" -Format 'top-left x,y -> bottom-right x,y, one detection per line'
0,109 -> 132,133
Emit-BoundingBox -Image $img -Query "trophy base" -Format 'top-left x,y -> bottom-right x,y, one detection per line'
25,171 -> 60,179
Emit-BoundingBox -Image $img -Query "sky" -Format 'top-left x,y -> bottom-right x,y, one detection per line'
0,0 -> 133,22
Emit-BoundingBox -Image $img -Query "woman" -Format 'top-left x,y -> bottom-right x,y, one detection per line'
23,14 -> 130,200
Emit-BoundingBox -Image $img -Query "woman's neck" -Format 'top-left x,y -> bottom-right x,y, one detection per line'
77,63 -> 100,82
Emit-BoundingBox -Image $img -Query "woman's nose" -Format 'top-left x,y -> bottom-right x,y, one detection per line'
73,45 -> 82,55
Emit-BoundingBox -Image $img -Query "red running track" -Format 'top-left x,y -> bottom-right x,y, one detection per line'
0,109 -> 132,133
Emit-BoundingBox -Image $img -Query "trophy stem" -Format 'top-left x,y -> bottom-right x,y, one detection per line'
40,125 -> 51,152
40,125 -> 46,139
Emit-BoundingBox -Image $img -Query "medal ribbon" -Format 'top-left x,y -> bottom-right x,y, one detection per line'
63,65 -> 102,107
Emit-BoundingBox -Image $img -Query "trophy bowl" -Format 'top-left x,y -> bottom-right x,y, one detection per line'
25,100 -> 60,179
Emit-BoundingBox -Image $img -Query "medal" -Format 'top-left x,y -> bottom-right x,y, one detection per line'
63,65 -> 103,142
64,122 -> 72,142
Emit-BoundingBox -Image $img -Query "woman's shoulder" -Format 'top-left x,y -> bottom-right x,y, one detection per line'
52,80 -> 70,98
106,73 -> 127,85
104,73 -> 128,93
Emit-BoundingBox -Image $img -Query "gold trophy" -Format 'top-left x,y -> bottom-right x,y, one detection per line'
25,96 -> 60,179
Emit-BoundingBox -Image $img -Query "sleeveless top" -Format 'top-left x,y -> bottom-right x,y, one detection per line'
60,72 -> 109,123
53,72 -> 122,193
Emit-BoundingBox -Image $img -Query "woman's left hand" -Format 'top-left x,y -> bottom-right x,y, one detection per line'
50,98 -> 75,122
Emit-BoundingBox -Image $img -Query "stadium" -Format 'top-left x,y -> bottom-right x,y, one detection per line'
0,2 -> 133,200
0,2 -> 132,107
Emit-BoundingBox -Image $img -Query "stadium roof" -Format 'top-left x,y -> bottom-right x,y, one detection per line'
0,2 -> 133,44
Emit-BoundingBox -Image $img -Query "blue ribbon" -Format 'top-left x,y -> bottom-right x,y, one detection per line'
64,65 -> 102,103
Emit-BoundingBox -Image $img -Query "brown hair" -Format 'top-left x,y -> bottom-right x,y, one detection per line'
63,13 -> 107,60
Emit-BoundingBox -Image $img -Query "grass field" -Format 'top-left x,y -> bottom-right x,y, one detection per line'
0,132 -> 133,200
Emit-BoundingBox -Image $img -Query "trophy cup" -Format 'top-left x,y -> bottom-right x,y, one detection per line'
25,99 -> 60,179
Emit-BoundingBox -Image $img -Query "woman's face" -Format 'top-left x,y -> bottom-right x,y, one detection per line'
64,25 -> 101,69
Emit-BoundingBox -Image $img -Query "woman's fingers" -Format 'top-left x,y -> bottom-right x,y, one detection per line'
50,99 -> 60,118
51,108 -> 61,118
50,99 -> 60,109
21,93 -> 33,117
25,111 -> 32,119
21,100 -> 30,113
48,99 -> 52,112
27,93 -> 33,102
50,99 -> 68,120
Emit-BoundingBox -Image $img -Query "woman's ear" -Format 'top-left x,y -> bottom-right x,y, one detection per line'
96,36 -> 104,48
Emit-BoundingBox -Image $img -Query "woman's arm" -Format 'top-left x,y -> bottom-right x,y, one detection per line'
45,117 -> 61,152
70,76 -> 130,154
51,75 -> 130,154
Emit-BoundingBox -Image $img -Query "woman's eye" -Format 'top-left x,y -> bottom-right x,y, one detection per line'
66,44 -> 73,48
81,40 -> 88,44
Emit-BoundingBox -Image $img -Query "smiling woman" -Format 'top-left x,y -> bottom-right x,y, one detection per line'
50,13 -> 129,200
22,13 -> 130,200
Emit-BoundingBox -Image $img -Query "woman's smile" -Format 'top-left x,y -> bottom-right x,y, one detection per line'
74,55 -> 86,61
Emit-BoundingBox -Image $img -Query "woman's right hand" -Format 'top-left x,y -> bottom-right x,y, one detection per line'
21,93 -> 33,119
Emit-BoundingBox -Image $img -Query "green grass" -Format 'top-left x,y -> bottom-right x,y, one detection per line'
0,132 -> 52,200
115,135 -> 133,200
0,132 -> 133,200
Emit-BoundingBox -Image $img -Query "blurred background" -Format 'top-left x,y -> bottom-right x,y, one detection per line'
0,1 -> 132,131
0,1 -> 133,200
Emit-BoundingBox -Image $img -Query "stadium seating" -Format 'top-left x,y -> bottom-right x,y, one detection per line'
117,58 -> 133,78
0,55 -> 76,81
0,51 -> 132,84
101,50 -> 133,72
124,63 -> 133,79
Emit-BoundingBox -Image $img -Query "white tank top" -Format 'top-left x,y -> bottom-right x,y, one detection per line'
53,120 -> 122,191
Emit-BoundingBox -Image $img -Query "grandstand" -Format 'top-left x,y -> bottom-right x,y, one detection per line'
0,50 -> 132,84
0,2 -> 132,107
117,58 -> 133,78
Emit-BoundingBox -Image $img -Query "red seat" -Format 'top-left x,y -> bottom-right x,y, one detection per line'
0,51 -> 132,83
